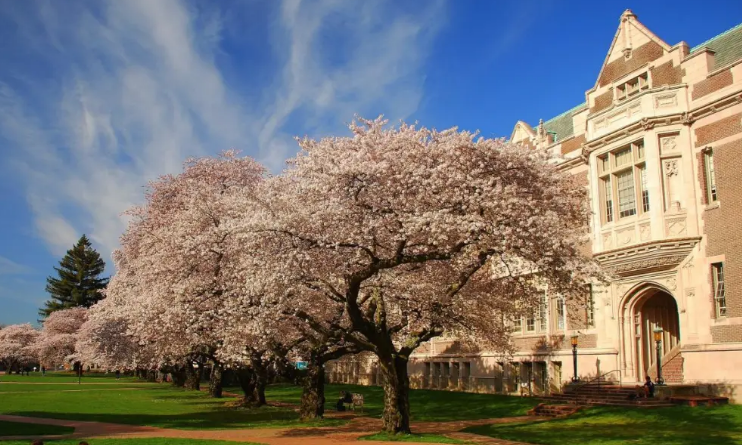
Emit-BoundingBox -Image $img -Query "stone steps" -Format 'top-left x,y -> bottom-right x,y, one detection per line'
527,403 -> 582,418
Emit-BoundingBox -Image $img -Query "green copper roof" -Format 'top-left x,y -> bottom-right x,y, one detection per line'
691,22 -> 742,70
535,103 -> 586,143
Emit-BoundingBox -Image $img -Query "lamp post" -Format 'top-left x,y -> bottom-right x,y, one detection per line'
653,328 -> 665,385
571,334 -> 580,382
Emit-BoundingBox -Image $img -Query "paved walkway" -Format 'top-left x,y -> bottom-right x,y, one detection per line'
0,413 -> 539,444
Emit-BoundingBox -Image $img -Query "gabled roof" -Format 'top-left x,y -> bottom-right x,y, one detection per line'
510,121 -> 536,142
691,22 -> 742,70
591,10 -> 671,91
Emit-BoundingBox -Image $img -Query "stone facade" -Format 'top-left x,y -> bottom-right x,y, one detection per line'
327,11 -> 742,402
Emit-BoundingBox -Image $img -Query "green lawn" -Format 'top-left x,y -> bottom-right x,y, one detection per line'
261,383 -> 540,421
358,432 -> 469,443
0,382 -> 340,430
465,405 -> 742,445
0,439 -> 259,445
0,420 -> 74,436
0,372 -> 140,384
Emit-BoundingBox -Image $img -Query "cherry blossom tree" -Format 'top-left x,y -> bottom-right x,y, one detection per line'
36,307 -> 88,373
243,117 -> 601,433
108,151 -> 267,396
0,324 -> 40,374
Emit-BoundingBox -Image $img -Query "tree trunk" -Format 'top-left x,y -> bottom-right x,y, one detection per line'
209,363 -> 223,398
254,363 -> 267,406
236,367 -> 260,406
300,354 -> 325,419
379,355 -> 411,434
184,361 -> 201,391
171,366 -> 186,387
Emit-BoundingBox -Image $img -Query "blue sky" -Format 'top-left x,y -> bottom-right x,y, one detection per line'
1,0 -> 741,325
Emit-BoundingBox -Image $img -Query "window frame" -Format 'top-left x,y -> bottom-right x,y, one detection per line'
704,148 -> 718,204
712,262 -> 726,318
615,72 -> 650,102
597,139 -> 648,225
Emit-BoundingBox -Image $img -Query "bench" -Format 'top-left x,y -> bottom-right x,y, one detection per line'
340,392 -> 364,413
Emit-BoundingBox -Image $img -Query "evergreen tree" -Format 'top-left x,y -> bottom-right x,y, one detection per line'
40,235 -> 109,318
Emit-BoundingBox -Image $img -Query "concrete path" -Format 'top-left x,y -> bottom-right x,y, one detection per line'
0,413 -> 538,444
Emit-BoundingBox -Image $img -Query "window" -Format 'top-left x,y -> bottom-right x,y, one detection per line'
640,166 -> 650,212
601,177 -> 613,222
557,296 -> 566,331
586,285 -> 596,328
616,72 -> 649,101
616,170 -> 636,217
712,263 -> 726,318
513,317 -> 522,333
526,313 -> 536,332
598,139 -> 648,224
704,150 -> 718,203
539,293 -> 548,331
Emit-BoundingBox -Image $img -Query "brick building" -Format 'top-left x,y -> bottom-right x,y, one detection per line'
327,10 -> 742,400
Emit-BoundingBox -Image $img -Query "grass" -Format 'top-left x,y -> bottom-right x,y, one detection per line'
0,439 -> 260,445
0,377 -> 341,430
261,383 -> 540,421
0,420 -> 74,436
359,432 -> 470,443
0,372 -> 140,384
464,405 -> 742,445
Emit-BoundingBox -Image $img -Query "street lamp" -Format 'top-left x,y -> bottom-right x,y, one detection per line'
571,334 -> 580,382
653,328 -> 665,385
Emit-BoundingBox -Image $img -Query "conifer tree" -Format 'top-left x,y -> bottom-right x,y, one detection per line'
40,235 -> 109,318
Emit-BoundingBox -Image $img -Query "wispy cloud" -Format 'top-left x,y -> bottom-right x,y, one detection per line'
0,256 -> 32,276
0,0 -> 446,262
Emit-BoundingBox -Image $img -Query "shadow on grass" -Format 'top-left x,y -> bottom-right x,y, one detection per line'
4,406 -> 344,431
262,383 -> 540,422
464,405 -> 742,445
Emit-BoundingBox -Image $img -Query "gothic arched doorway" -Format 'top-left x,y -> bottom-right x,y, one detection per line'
633,288 -> 680,379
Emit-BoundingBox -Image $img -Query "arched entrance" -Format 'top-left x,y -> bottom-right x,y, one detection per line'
622,284 -> 680,381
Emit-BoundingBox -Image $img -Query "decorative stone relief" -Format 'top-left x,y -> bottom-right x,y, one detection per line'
639,224 -> 651,241
664,159 -> 679,176
655,93 -> 678,109
665,277 -> 677,291
660,135 -> 677,153
616,282 -> 633,298
663,159 -> 683,211
616,227 -> 635,246
603,255 -> 688,275
666,218 -> 687,237
602,233 -> 613,249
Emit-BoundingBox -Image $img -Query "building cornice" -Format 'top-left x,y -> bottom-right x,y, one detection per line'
556,89 -> 742,169
594,237 -> 701,277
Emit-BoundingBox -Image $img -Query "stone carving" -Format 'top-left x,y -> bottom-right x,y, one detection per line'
666,278 -> 677,291
666,218 -> 687,237
664,160 -> 679,176
617,227 -> 634,246
655,93 -> 678,109
639,224 -> 651,241
602,255 -> 688,275
616,283 -> 629,296
603,233 -> 613,249
661,135 -> 677,153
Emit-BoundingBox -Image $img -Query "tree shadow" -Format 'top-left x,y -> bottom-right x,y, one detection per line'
464,405 -> 742,445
